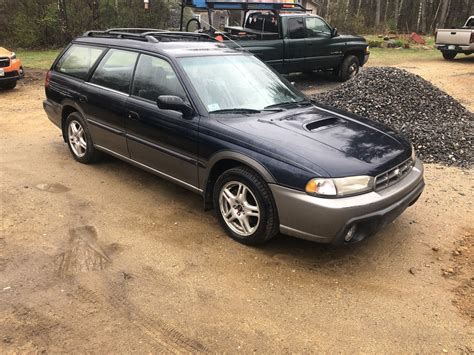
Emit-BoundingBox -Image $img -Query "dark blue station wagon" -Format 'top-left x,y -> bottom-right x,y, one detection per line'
43,29 -> 424,246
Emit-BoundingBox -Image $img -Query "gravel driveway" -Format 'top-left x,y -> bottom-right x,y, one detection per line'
1,58 -> 473,353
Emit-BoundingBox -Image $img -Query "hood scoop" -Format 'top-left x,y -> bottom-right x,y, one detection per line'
305,117 -> 344,132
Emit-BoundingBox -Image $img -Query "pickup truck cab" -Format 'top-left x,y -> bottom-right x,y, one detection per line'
204,11 -> 369,81
435,16 -> 474,60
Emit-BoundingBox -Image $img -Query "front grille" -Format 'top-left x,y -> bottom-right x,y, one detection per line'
0,57 -> 10,68
374,158 -> 414,191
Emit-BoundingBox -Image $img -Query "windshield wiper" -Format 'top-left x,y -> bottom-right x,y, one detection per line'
264,100 -> 312,110
209,108 -> 261,114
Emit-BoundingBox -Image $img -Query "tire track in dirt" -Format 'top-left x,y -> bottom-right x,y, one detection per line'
71,284 -> 208,353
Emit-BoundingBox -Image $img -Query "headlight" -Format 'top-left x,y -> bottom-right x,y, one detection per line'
305,176 -> 374,197
10,52 -> 16,60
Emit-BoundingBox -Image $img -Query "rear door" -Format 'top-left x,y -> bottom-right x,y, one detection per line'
81,49 -> 139,156
284,17 -> 306,72
304,17 -> 341,70
125,54 -> 199,189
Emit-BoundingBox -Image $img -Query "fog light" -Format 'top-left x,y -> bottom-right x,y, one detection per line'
344,225 -> 357,242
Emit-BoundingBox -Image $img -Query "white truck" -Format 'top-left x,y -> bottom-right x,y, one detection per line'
435,16 -> 474,60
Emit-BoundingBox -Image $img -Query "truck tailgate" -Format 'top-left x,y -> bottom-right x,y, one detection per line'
436,29 -> 472,45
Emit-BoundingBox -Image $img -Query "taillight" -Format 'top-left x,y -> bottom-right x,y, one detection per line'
470,32 -> 474,43
45,70 -> 51,88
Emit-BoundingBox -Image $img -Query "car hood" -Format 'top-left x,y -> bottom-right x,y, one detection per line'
337,34 -> 367,43
216,105 -> 411,177
0,47 -> 12,56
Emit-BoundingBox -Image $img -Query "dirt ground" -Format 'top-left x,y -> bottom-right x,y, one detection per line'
1,56 -> 473,353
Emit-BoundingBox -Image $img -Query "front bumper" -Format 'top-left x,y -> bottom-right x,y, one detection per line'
270,158 -> 424,244
362,53 -> 370,65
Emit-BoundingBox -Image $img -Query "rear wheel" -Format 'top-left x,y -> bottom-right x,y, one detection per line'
442,51 -> 457,60
0,80 -> 17,90
65,112 -> 100,164
213,166 -> 279,245
338,55 -> 360,82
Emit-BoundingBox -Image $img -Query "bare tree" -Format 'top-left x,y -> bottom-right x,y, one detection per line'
375,0 -> 382,27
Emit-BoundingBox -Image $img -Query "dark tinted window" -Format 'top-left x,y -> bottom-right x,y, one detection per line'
91,49 -> 138,94
288,18 -> 305,39
132,54 -> 188,103
56,44 -> 104,80
465,18 -> 474,27
305,17 -> 331,37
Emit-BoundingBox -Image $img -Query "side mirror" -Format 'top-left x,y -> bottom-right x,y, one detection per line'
157,95 -> 193,117
331,27 -> 338,37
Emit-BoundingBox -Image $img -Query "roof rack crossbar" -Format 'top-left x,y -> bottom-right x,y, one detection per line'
82,28 -> 215,43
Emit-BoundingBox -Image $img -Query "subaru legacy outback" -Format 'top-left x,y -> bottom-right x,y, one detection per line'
43,29 -> 424,246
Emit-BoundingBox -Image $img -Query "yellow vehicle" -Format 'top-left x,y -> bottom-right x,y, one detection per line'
0,47 -> 24,90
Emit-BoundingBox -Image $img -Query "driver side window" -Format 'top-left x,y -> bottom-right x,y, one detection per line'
305,17 -> 331,37
132,54 -> 188,104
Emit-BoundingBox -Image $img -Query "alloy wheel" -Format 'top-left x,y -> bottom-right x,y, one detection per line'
219,181 -> 260,237
68,120 -> 87,158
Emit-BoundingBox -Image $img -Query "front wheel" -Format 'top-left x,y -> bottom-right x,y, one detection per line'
442,51 -> 457,60
338,55 -> 360,82
213,166 -> 279,245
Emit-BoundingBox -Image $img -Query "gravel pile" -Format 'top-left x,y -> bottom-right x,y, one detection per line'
313,67 -> 473,168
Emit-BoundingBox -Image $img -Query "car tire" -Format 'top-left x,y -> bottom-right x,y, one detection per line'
338,55 -> 360,82
65,112 -> 100,164
1,81 -> 17,90
213,166 -> 279,246
442,51 -> 457,60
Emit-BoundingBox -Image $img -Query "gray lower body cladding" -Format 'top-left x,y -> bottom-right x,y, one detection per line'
270,158 -> 424,244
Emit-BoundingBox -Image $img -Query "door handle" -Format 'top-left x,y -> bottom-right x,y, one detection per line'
128,111 -> 140,120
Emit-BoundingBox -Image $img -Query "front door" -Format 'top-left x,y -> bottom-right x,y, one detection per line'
304,17 -> 342,70
125,54 -> 199,189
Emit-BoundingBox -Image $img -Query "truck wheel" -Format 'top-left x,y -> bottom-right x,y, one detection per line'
1,81 -> 17,90
338,55 -> 359,82
213,166 -> 279,246
442,51 -> 457,60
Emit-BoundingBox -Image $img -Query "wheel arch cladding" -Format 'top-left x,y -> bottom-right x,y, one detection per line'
203,155 -> 275,210
61,105 -> 79,142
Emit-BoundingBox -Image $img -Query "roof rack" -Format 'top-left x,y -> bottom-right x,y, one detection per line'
105,28 -> 167,33
82,29 -> 215,43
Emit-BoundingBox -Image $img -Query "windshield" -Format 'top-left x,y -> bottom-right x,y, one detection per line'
178,55 -> 305,113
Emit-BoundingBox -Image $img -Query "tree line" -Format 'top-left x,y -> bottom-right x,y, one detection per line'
0,0 -> 473,48
318,0 -> 473,34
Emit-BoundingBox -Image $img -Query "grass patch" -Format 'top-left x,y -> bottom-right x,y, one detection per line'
369,47 -> 440,65
16,49 -> 61,70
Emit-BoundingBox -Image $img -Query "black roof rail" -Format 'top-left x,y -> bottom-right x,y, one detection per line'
105,28 -> 167,33
82,29 -> 215,43
143,31 -> 215,41
82,30 -> 159,43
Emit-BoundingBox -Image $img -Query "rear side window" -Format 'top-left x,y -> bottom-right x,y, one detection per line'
288,18 -> 305,39
91,49 -> 138,94
56,44 -> 104,80
132,54 -> 188,103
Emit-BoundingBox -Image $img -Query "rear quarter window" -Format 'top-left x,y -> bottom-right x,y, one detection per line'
55,44 -> 104,80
